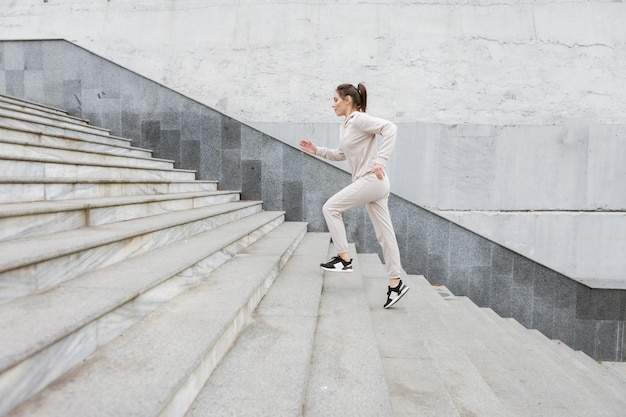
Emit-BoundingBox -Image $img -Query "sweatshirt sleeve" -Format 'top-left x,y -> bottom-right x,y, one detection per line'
352,113 -> 397,166
315,146 -> 346,161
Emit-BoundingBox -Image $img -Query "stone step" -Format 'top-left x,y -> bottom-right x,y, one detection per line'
303,246 -> 395,417
0,119 -> 134,150
447,297 -> 580,417
429,285 -> 626,416
0,107 -> 110,137
0,140 -> 174,171
0,99 -> 91,128
0,190 -> 241,242
479,306 -> 626,400
0,156 -> 196,181
0,211 -> 289,416
0,126 -> 153,159
359,254 -> 462,417
0,177 -> 218,204
4,221 -> 307,417
0,94 -> 81,120
0,200 -> 263,303
367,272 -> 517,416
0,116 -> 132,150
186,232 -> 330,417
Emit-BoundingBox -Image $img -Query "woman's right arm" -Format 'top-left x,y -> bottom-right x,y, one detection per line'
299,139 -> 346,161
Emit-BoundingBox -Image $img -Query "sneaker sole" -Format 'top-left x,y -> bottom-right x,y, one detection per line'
320,266 -> 353,273
384,286 -> 410,309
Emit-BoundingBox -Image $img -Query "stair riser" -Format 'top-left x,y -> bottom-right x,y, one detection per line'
0,181 -> 219,204
0,117 -> 126,148
0,193 -> 240,242
0,102 -> 90,127
0,204 -> 263,304
0,95 -> 70,118
0,159 -> 195,181
0,108 -> 108,136
0,128 -> 152,158
0,122 -> 132,149
0,216 -> 287,417
0,142 -> 173,170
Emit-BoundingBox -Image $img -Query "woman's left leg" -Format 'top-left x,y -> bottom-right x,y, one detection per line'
365,196 -> 403,281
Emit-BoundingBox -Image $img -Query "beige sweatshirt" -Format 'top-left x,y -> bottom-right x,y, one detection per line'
316,111 -> 397,181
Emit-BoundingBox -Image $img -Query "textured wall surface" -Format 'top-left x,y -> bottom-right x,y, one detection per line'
1,39 -> 624,361
0,0 -> 625,126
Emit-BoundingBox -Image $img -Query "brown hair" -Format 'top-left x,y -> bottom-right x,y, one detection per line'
336,83 -> 367,112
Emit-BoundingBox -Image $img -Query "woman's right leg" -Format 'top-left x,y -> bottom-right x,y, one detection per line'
322,174 -> 389,256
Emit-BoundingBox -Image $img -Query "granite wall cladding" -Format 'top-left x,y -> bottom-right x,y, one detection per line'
0,39 -> 623,361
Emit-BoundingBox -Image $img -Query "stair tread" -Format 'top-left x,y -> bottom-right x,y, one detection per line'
0,176 -> 217,184
0,190 -> 240,218
6,221 -> 307,417
391,273 -> 626,416
0,200 -> 261,273
0,129 -> 152,159
360,256 -> 470,417
0,152 -> 193,173
0,94 -> 78,119
0,138 -> 172,165
0,210 -> 287,373
0,119 -> 133,149
186,232 -> 330,417
303,245 -> 394,417
0,108 -> 110,135
0,101 -> 92,128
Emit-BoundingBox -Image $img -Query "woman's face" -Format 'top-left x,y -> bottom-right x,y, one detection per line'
332,92 -> 353,117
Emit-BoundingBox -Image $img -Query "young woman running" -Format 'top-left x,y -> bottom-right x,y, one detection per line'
299,83 -> 410,309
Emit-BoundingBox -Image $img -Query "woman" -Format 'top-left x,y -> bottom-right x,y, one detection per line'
299,83 -> 410,309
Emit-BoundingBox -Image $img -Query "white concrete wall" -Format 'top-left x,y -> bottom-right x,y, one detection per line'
1,0 -> 625,125
1,0 -> 625,284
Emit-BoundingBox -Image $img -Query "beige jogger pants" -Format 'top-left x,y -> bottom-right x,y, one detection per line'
322,173 -> 402,279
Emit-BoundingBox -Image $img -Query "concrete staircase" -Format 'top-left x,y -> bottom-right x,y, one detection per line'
0,94 -> 625,417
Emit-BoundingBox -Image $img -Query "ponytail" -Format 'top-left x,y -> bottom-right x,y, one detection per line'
336,82 -> 368,112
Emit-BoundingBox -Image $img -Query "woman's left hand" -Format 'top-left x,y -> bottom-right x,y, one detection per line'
372,164 -> 386,180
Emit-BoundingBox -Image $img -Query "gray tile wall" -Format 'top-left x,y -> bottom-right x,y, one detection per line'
1,39 -> 623,361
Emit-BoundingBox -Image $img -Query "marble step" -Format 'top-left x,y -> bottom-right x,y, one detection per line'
0,116 -> 132,149
0,107 -> 110,137
5,221 -> 307,417
0,140 -> 174,171
0,156 -> 196,181
186,232 -> 330,417
382,276 -> 516,416
479,307 -> 626,403
0,118 -> 134,150
303,245 -> 395,417
438,290 -> 626,416
0,99 -> 91,128
447,297 -> 582,417
0,200 -> 263,304
0,190 -> 241,242
359,254 -> 462,417
0,125 -> 153,159
0,211 -> 289,417
0,177 -> 218,204
0,94 -> 79,120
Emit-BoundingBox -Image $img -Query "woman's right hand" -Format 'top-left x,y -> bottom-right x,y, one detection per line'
299,139 -> 317,155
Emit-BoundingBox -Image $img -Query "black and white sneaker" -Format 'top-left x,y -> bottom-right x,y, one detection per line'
320,256 -> 353,272
384,280 -> 410,309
